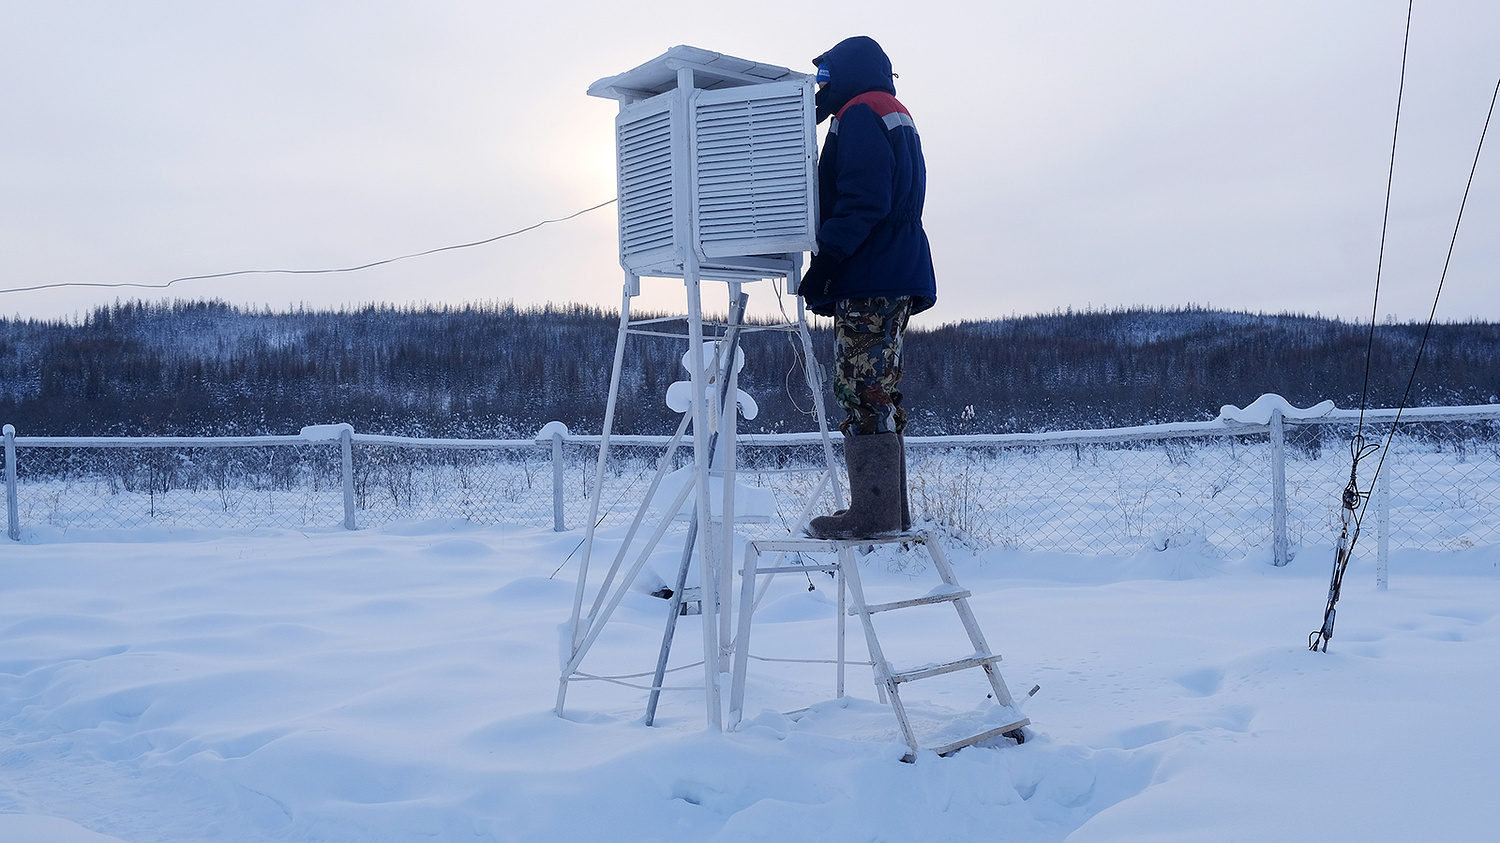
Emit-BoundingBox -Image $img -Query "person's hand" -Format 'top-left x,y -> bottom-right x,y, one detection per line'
799,253 -> 836,299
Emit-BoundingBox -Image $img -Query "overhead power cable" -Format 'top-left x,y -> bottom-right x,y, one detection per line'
1355,1 -> 1414,437
1310,0 -> 1414,654
0,198 -> 618,297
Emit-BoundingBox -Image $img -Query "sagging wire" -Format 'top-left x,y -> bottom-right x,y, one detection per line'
772,275 -> 819,421
1312,29 -> 1498,652
0,199 -> 618,296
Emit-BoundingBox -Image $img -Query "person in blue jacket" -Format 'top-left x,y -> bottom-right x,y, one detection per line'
800,36 -> 935,539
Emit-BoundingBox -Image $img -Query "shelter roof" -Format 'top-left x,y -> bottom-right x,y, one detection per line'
587,45 -> 806,104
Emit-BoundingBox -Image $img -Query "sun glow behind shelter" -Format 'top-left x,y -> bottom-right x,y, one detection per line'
587,45 -> 820,290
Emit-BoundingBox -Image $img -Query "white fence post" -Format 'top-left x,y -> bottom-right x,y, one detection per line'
1270,409 -> 1289,566
534,422 -> 570,532
1377,462 -> 1390,590
4,424 -> 17,541
551,430 -> 566,532
341,427 -> 356,530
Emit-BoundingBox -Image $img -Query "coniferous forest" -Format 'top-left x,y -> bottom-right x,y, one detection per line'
1,299 -> 1497,438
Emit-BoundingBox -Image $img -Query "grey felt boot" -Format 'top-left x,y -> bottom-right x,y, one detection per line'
806,432 -> 904,539
825,431 -> 911,532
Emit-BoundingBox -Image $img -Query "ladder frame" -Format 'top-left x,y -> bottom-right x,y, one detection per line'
729,531 -> 1030,761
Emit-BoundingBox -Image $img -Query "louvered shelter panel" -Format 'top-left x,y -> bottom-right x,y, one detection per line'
616,95 -> 681,274
692,80 -> 818,260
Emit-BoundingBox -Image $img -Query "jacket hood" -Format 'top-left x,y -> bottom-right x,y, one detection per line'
812,36 -> 895,123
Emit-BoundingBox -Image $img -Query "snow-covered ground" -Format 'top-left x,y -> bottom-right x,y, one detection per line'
2,520 -> 1497,841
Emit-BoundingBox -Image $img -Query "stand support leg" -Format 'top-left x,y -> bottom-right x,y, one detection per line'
557,286 -> 633,717
729,539 -> 761,729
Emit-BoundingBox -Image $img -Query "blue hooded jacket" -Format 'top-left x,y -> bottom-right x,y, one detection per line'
804,36 -> 936,317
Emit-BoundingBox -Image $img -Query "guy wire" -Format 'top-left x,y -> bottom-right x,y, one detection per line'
1353,70 -> 1500,541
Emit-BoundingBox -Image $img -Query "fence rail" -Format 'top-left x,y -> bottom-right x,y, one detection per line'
6,405 -> 1500,563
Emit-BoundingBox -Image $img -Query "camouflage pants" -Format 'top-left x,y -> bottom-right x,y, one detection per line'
833,296 -> 912,435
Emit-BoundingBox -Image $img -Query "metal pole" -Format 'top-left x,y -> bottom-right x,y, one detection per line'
4,424 -> 18,542
718,287 -> 745,674
1270,409 -> 1289,566
646,293 -> 749,725
676,60 -> 722,731
646,511 -> 703,727
551,429 -> 566,532
685,265 -> 722,731
340,426 -> 356,530
728,539 -> 760,728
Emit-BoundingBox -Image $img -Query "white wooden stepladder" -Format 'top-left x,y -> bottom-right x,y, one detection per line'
556,46 -> 1033,757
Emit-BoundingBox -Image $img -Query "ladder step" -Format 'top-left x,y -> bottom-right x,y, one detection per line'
855,589 -> 971,615
890,654 -> 1001,684
926,718 -> 1031,758
755,564 -> 839,576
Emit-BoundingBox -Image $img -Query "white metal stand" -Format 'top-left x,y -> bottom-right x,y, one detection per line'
555,272 -> 844,730
729,532 -> 1031,761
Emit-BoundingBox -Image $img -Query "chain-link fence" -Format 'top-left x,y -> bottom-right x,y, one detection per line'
6,409 -> 1500,556
4,438 -> 343,532
903,436 -> 1274,555
897,420 -> 1500,556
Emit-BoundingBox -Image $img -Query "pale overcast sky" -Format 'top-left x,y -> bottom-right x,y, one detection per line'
2,1 -> 1495,325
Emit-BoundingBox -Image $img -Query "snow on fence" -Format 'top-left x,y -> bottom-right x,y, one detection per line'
5,404 -> 1500,561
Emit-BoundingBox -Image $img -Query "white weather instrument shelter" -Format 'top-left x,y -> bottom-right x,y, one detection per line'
593,44 -> 820,287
